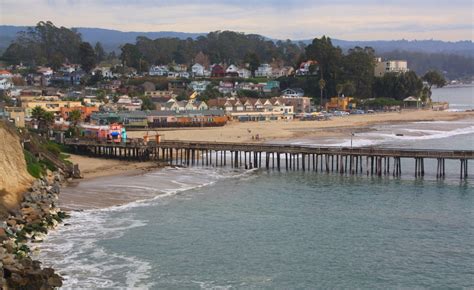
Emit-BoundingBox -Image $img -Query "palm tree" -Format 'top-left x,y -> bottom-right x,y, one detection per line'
319,78 -> 326,108
31,106 -> 46,120
68,110 -> 82,126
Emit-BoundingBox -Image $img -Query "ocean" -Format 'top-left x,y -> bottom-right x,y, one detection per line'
35,86 -> 473,289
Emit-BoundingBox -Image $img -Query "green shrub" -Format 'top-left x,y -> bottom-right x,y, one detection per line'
24,150 -> 44,178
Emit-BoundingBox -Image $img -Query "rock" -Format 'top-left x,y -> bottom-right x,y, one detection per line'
47,273 -> 63,287
6,219 -> 17,227
0,228 -> 8,242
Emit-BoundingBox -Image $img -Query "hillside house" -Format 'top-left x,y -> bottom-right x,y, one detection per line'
255,64 -> 273,77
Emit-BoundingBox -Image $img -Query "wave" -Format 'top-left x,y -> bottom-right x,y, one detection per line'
35,166 -> 258,288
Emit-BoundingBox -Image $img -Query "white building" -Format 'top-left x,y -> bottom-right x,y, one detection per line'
149,65 -> 169,76
226,64 -> 239,75
255,64 -> 273,78
189,80 -> 211,92
238,68 -> 251,79
374,58 -> 408,77
192,63 -> 205,77
0,78 -> 13,90
281,88 -> 305,98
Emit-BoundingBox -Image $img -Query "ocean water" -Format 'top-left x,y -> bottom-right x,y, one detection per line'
34,87 -> 474,289
432,84 -> 474,111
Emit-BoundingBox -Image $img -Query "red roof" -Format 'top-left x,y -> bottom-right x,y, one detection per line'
0,70 -> 12,75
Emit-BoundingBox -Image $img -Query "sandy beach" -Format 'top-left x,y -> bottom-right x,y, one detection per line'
67,154 -> 164,180
127,110 -> 474,143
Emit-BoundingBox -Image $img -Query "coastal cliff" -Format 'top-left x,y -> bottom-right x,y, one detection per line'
0,122 -> 34,218
0,121 -> 65,289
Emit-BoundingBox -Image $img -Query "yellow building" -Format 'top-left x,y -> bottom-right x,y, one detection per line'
5,107 -> 26,128
22,100 -> 82,117
326,96 -> 356,111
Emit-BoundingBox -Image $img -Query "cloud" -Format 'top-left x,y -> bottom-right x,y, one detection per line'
0,0 -> 472,40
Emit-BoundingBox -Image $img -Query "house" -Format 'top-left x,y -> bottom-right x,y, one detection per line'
149,65 -> 169,76
237,82 -> 263,92
281,88 -> 304,98
255,64 -> 273,78
374,58 -> 408,77
0,78 -> 13,90
225,65 -> 239,77
60,106 -> 99,121
192,63 -> 205,77
218,81 -> 235,94
0,70 -> 13,79
189,80 -> 211,92
272,66 -> 294,78
238,68 -> 251,79
37,67 -> 54,77
4,107 -> 25,128
173,64 -> 187,72
211,64 -> 225,78
273,96 -> 311,113
95,66 -> 114,78
168,80 -> 189,92
263,81 -> 280,93
296,60 -> 318,75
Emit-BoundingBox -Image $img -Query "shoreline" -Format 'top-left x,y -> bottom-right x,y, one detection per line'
128,110 -> 474,143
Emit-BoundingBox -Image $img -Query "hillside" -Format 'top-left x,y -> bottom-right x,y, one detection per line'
0,121 -> 33,216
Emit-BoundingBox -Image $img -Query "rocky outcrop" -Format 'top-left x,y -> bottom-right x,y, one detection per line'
0,122 -> 34,216
1,170 -> 66,289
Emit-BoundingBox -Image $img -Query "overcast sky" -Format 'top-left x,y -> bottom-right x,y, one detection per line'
1,0 -> 472,41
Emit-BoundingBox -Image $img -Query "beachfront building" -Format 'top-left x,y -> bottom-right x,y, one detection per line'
275,96 -> 312,113
326,96 -> 357,111
374,58 -> 408,77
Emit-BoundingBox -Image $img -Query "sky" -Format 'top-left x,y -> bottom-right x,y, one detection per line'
1,0 -> 473,41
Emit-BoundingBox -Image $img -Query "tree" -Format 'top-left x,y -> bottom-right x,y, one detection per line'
319,79 -> 326,106
244,53 -> 260,77
79,42 -> 97,73
120,43 -> 142,70
423,70 -> 447,100
305,36 -> 343,97
32,106 -> 55,131
2,21 -> 82,66
32,106 -> 47,120
140,96 -> 155,110
68,109 -> 82,126
94,42 -> 106,63
342,46 -> 375,98
194,51 -> 210,67
42,112 -> 55,130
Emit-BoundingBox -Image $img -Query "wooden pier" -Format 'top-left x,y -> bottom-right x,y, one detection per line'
65,139 -> 473,179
